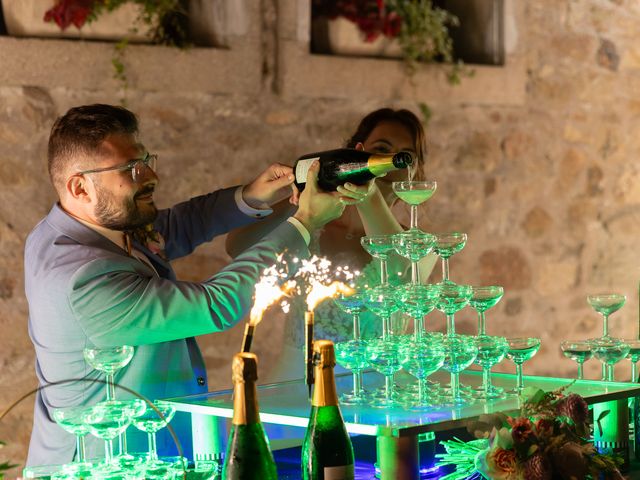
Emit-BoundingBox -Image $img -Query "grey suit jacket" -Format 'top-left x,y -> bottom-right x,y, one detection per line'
24,186 -> 307,467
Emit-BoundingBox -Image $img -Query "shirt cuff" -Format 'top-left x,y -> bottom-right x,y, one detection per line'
286,217 -> 311,246
234,186 -> 273,219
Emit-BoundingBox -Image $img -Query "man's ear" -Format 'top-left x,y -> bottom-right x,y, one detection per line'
66,174 -> 93,203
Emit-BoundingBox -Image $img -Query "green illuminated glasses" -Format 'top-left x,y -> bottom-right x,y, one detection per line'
77,152 -> 157,183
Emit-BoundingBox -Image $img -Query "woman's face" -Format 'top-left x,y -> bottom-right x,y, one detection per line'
356,120 -> 419,200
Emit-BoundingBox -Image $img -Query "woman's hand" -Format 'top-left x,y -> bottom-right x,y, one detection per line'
336,180 -> 375,206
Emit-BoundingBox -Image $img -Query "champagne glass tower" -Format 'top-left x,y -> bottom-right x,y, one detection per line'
392,180 -> 437,232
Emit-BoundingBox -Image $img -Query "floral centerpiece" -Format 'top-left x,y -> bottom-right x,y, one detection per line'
436,386 -> 624,479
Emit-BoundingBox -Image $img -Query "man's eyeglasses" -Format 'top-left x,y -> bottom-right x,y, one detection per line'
76,153 -> 158,183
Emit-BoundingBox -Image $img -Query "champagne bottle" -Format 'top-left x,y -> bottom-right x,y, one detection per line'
302,340 -> 355,480
294,148 -> 413,192
222,352 -> 278,480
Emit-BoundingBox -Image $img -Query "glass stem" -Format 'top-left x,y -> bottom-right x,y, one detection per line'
106,373 -> 115,401
450,372 -> 460,401
410,205 -> 418,230
385,375 -> 393,402
380,259 -> 388,285
577,362 -> 584,380
411,261 -> 420,285
118,431 -> 128,456
382,315 -> 390,341
632,362 -> 638,383
478,311 -> 486,336
603,314 -> 609,337
515,363 -> 524,393
76,435 -> 86,463
104,439 -> 113,464
418,378 -> 427,405
601,363 -> 607,381
483,367 -> 491,396
446,314 -> 456,336
353,371 -> 363,398
414,316 -> 424,341
352,313 -> 360,340
607,364 -> 615,382
442,258 -> 450,283
148,432 -> 158,462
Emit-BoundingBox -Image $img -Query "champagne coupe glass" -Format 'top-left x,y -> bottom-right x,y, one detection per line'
364,284 -> 399,340
399,337 -> 445,407
132,400 -> 177,469
366,337 -> 403,407
469,286 -> 504,336
391,231 -> 436,284
626,339 -> 640,382
433,233 -> 467,285
395,283 -> 439,340
434,283 -> 473,336
392,180 -> 437,232
52,406 -> 94,474
83,345 -> 135,401
587,294 -> 626,339
474,335 -> 508,399
560,340 -> 593,380
361,234 -> 396,285
440,334 -> 478,404
107,399 -> 147,468
591,337 -> 630,382
334,291 -> 368,404
83,403 -> 134,473
506,337 -> 541,395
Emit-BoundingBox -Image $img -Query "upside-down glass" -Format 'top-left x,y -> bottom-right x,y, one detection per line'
560,340 -> 593,380
435,283 -> 473,336
474,335 -> 508,399
391,230 -> 436,285
392,180 -> 437,232
506,337 -> 541,395
83,346 -> 135,401
469,286 -> 504,336
587,294 -> 626,339
433,233 -> 467,285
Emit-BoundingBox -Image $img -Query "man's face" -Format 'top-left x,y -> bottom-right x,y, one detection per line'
90,134 -> 159,230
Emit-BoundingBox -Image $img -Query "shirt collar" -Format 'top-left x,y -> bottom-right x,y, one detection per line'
67,211 -> 128,253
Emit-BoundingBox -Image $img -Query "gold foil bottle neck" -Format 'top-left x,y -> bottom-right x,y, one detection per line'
232,352 -> 259,384
313,340 -> 336,368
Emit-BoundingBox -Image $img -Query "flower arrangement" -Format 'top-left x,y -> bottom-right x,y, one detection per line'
436,386 -> 624,480
311,0 -> 466,81
43,0 -> 189,46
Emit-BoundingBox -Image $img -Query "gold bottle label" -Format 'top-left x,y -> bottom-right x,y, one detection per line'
312,340 -> 339,407
231,352 -> 260,425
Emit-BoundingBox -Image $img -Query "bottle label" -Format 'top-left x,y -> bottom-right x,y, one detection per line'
295,157 -> 318,184
323,464 -> 354,480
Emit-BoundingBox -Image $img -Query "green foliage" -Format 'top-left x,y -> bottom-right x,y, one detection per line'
0,441 -> 17,476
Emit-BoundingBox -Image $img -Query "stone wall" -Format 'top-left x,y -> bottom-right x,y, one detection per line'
1,0 -> 640,469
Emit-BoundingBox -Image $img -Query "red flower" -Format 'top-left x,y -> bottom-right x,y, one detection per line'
534,418 -> 554,439
43,0 -> 97,30
557,393 -> 589,425
507,416 -> 535,444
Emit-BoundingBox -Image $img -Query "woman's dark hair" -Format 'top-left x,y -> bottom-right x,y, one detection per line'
48,104 -> 139,194
345,108 -> 427,180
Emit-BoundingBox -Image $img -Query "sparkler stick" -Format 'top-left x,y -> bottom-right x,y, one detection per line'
241,323 -> 255,353
305,311 -> 314,398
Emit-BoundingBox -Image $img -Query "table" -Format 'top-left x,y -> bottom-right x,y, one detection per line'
165,370 -> 640,479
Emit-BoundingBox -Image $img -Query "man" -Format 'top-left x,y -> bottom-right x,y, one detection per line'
25,104 -> 347,467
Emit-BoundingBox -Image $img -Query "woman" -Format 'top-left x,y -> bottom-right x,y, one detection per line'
226,108 -> 438,381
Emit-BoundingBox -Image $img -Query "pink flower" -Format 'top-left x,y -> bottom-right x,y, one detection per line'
477,447 -> 520,480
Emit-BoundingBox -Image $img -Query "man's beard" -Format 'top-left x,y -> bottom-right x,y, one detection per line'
94,183 -> 158,231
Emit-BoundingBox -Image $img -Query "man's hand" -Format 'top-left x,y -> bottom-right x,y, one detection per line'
242,163 -> 296,208
294,161 -> 346,232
